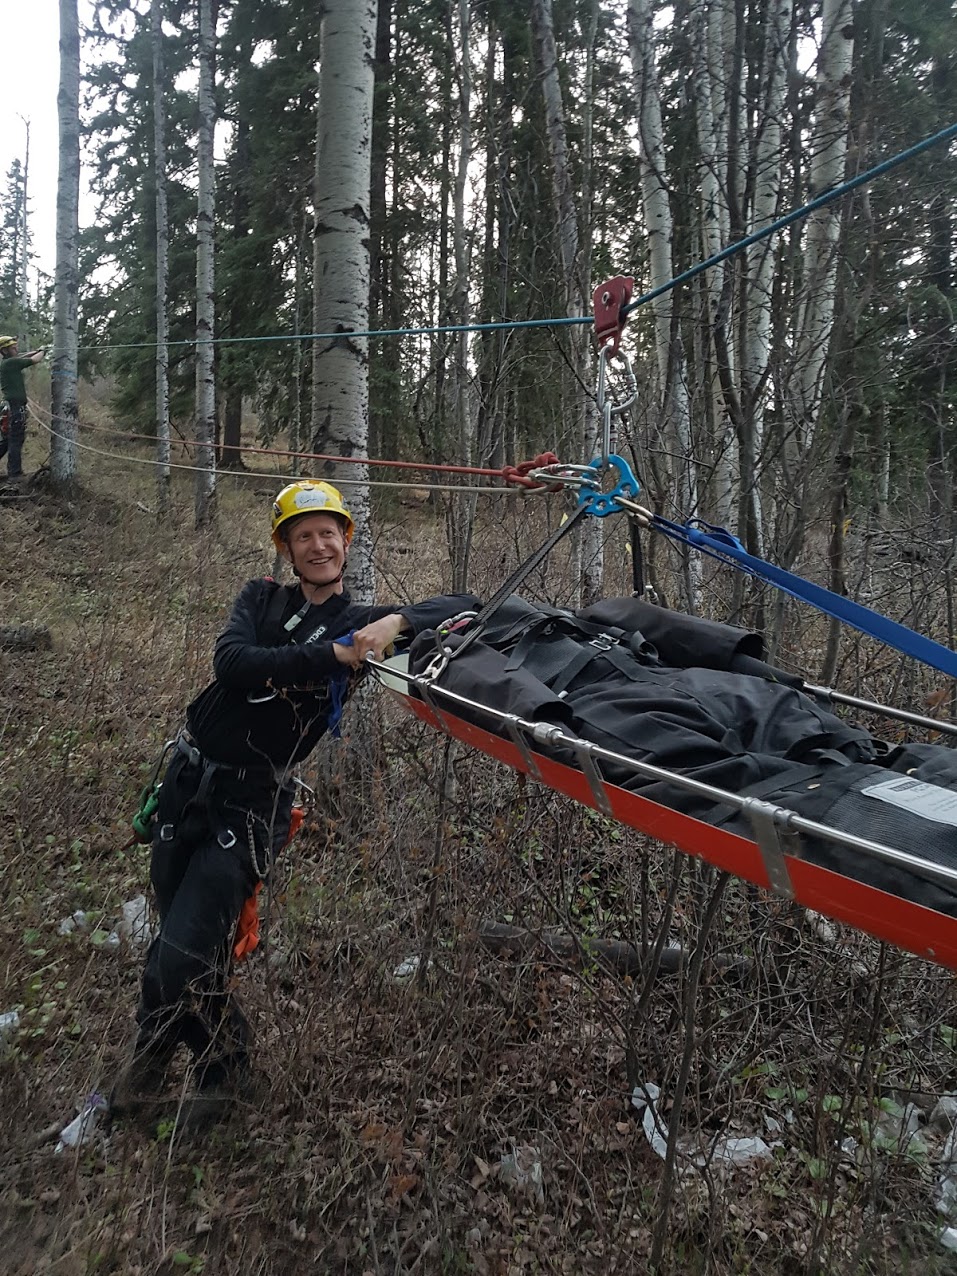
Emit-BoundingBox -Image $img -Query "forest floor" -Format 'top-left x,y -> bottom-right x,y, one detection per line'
2,426 -> 957,1275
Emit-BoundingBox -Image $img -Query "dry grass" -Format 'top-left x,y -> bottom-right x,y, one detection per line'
1,425 -> 957,1275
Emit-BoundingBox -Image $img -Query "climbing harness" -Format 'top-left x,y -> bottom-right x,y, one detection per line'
128,738 -> 176,846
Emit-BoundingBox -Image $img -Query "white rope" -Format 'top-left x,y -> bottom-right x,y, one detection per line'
27,401 -> 537,497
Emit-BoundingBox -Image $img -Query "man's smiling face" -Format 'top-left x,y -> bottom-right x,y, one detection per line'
283,511 -> 348,588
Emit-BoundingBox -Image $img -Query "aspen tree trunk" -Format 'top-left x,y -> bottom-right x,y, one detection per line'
152,0 -> 171,510
448,0 -> 476,594
740,0 -> 793,557
476,19 -> 500,471
691,2 -> 732,527
311,0 -> 377,603
627,0 -> 700,609
434,32 -> 452,463
709,0 -> 742,541
578,0 -> 601,605
18,118 -> 30,343
368,0 -> 392,463
530,0 -> 601,604
50,0 -> 80,485
529,0 -> 579,297
792,0 -> 854,443
221,93 -> 250,472
194,0 -> 217,527
290,208 -> 308,466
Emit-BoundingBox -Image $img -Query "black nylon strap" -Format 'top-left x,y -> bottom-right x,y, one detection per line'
711,762 -> 826,822
448,504 -> 589,664
630,520 -> 645,595
289,592 -> 351,646
262,582 -> 296,644
260,582 -> 351,647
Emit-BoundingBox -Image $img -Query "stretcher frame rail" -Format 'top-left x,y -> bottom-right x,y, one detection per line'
368,657 -> 957,900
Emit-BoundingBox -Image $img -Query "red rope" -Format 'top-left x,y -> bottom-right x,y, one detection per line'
71,419 -> 563,489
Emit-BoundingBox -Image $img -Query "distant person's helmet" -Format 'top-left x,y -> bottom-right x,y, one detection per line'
270,480 -> 355,551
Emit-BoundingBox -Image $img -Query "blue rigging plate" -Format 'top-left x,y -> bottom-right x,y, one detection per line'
576,454 -> 640,517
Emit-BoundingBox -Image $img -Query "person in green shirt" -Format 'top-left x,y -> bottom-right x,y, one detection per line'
0,335 -> 46,478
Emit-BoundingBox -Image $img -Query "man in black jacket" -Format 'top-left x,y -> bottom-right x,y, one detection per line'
113,479 -> 476,1124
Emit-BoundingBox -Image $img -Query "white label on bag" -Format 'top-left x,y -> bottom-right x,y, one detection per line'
861,776 -> 957,827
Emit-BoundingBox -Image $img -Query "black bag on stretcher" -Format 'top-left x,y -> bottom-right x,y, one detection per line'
407,595 -> 957,924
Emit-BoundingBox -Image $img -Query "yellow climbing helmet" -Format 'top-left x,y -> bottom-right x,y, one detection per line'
270,480 -> 354,551
0,335 -> 17,353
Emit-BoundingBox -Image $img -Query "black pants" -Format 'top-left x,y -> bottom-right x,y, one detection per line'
135,750 -> 293,1088
0,401 -> 26,475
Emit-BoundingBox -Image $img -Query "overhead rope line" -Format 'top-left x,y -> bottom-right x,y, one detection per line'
76,314 -> 590,354
71,121 -> 957,357
26,404 -> 524,495
40,413 -> 562,487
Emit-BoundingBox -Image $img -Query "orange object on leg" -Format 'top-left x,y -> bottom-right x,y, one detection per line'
286,805 -> 305,845
232,807 -> 304,963
233,881 -> 263,962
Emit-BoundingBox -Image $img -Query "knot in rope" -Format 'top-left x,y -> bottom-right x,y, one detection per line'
501,452 -> 564,491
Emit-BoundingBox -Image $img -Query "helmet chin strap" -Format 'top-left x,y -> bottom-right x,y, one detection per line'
294,557 -> 347,592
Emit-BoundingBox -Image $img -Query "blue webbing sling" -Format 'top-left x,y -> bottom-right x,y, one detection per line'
652,515 -> 957,681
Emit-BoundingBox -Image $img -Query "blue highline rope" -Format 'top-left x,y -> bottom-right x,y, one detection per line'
77,315 -> 588,354
72,121 -> 957,356
621,120 -> 957,317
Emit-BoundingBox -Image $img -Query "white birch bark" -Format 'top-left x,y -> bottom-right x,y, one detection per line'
578,0 -> 601,603
449,0 -> 476,594
627,0 -> 671,391
530,0 -> 580,294
18,117 -> 30,343
291,210 -> 308,467
627,0 -> 700,606
741,0 -> 793,553
722,0 -> 746,392
50,0 -> 80,484
152,0 -> 171,509
530,0 -> 602,603
792,0 -> 854,441
692,1 -> 733,526
311,0 -> 377,603
710,0 -> 732,251
194,0 -> 217,527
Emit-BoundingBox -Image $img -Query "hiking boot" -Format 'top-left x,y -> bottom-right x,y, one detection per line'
109,1040 -> 175,1116
174,1085 -> 235,1132
175,1064 -> 252,1133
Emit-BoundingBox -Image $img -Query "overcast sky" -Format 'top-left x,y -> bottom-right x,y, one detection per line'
3,2 -> 97,283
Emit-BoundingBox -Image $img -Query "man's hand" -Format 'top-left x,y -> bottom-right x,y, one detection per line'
332,640 -> 362,669
351,613 -> 408,663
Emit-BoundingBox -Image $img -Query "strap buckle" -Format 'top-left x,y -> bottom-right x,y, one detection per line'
589,632 -> 618,652
175,733 -> 202,768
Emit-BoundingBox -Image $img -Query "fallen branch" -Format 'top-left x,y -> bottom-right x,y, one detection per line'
478,921 -> 750,981
0,624 -> 52,652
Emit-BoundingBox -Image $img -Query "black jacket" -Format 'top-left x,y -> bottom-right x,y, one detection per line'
187,579 -> 476,770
